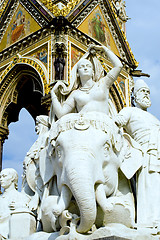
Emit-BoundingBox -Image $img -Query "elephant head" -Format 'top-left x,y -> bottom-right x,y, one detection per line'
45,112 -> 122,233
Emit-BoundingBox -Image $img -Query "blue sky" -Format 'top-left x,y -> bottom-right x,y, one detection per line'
126,0 -> 160,119
3,109 -> 37,188
2,1 -> 160,189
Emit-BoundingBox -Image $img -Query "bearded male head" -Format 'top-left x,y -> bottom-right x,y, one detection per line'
134,79 -> 151,111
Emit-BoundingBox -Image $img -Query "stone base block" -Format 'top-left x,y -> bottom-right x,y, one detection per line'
93,237 -> 130,240
9,209 -> 36,240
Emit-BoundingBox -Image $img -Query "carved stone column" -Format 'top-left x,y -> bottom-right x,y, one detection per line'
0,125 -> 9,172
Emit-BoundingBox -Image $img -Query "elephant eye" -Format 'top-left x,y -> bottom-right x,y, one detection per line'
103,142 -> 110,156
57,149 -> 61,158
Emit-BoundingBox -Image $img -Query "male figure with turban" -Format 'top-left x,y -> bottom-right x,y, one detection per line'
115,79 -> 160,231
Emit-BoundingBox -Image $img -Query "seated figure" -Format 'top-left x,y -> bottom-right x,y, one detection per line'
40,45 -> 136,234
51,45 -> 123,120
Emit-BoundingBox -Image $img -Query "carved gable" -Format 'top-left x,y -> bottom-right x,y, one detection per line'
78,5 -> 119,56
0,0 -> 145,138
0,3 -> 41,51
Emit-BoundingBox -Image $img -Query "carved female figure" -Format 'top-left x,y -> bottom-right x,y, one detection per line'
50,45 -> 123,120
43,45 -> 124,233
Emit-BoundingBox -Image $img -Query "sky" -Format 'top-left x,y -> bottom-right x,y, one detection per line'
2,0 -> 160,189
125,0 -> 160,119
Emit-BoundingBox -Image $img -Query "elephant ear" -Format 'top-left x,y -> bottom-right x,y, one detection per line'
39,146 -> 55,185
26,160 -> 36,192
119,133 -> 143,179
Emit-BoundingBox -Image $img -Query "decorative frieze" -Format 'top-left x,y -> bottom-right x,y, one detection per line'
0,27 -> 51,63
0,18 -> 100,65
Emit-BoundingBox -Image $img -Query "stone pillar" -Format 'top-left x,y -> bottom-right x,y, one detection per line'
0,138 -> 3,172
9,210 -> 36,239
94,237 -> 131,240
0,125 -> 9,171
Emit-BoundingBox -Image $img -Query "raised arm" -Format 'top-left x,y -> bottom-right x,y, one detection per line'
51,83 -> 75,119
89,45 -> 123,87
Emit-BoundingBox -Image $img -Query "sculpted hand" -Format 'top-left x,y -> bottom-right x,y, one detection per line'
51,81 -> 63,95
105,202 -> 114,212
27,199 -> 38,211
88,44 -> 107,54
27,192 -> 39,211
52,204 -> 63,217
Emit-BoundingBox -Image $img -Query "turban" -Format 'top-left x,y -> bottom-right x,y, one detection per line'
134,79 -> 150,95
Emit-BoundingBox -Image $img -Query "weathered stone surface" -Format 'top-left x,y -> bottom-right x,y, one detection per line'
93,237 -> 130,240
9,211 -> 36,239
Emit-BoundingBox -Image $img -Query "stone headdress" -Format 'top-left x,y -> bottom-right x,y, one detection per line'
56,49 -> 105,96
134,79 -> 150,96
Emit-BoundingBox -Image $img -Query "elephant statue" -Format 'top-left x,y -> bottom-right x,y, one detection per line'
40,112 -> 126,233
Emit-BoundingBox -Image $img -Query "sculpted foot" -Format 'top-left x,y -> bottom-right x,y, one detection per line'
50,212 -> 59,231
52,204 -> 64,216
103,201 -> 114,212
52,186 -> 72,217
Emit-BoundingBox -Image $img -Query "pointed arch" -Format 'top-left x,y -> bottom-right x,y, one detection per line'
0,56 -> 50,133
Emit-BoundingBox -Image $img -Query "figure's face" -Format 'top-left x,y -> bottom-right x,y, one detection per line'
0,169 -> 13,189
77,59 -> 93,81
135,87 -> 151,110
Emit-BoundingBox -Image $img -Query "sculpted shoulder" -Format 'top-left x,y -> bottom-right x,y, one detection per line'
118,106 -> 134,116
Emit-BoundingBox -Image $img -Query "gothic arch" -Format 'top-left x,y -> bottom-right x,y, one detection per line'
0,57 -> 49,136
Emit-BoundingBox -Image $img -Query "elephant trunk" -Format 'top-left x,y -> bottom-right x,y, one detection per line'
66,154 -> 97,233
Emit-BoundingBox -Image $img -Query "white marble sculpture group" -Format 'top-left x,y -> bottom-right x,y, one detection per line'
1,44 -> 160,240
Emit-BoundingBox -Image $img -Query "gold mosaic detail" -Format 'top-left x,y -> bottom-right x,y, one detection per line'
0,0 -> 8,17
114,80 -> 126,106
0,55 -> 49,94
0,0 -> 81,20
98,56 -> 109,72
42,0 -> 81,17
107,0 -> 138,67
127,77 -> 131,107
48,40 -> 52,85
68,41 -> 70,85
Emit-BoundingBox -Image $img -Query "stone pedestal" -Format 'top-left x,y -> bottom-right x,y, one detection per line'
9,209 -> 36,239
94,237 -> 130,240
